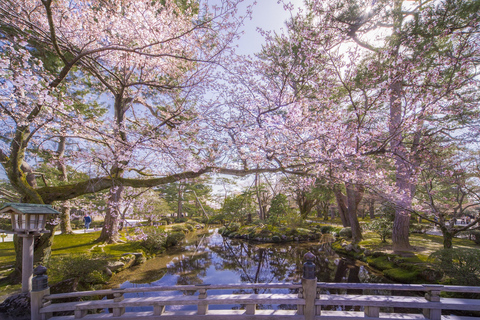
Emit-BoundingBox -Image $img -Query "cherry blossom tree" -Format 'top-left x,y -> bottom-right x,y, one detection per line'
228,0 -> 479,251
1,0 -> 276,279
411,146 -> 480,248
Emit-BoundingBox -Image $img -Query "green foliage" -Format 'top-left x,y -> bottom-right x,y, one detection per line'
207,213 -> 227,225
49,254 -> 110,288
157,179 -> 213,217
222,191 -> 256,219
165,231 -> 185,247
320,225 -> 333,234
267,193 -> 290,226
367,218 -> 393,242
376,203 -> 396,221
339,227 -> 352,239
0,218 -> 12,231
463,230 -> 480,245
139,227 -> 167,253
429,248 -> 480,286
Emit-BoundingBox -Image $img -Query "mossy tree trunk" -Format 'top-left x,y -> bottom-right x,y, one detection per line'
60,202 -> 73,234
346,183 -> 363,243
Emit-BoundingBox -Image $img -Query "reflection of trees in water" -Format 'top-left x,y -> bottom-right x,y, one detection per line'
163,232 -> 381,297
165,251 -> 212,286
207,239 -> 352,288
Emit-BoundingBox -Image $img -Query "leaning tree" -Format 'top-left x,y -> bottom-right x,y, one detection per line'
0,0 -> 279,280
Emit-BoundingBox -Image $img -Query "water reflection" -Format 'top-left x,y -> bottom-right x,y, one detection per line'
108,229 -> 384,312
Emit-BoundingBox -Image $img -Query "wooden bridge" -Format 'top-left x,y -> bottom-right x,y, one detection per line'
31,273 -> 480,320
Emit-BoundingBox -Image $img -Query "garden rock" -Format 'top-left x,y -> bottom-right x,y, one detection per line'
0,292 -> 30,319
107,261 -> 125,272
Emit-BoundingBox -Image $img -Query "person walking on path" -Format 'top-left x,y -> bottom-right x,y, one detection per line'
84,214 -> 92,231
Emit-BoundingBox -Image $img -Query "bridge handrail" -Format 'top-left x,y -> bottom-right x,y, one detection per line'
42,282 -> 480,301
43,283 -> 303,300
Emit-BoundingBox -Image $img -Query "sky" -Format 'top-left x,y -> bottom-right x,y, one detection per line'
233,0 -> 299,55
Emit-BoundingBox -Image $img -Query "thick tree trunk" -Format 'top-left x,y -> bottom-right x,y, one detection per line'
97,184 -> 124,243
346,183 -> 363,243
389,0 -> 413,253
334,186 -> 350,227
442,230 -> 454,249
60,201 -> 73,234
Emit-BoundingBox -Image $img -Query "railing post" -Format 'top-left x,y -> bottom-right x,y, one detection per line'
112,292 -> 125,317
423,285 -> 443,320
31,265 -> 50,320
198,287 -> 208,315
302,252 -> 317,320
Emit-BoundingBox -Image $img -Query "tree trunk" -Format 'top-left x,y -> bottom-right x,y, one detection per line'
346,183 -> 363,243
369,198 -> 375,219
97,184 -> 124,243
255,172 -> 264,220
389,0 -> 413,253
330,205 -> 336,219
442,230 -> 454,249
60,201 -> 73,234
334,186 -> 350,227
177,184 -> 183,219
56,136 -> 68,182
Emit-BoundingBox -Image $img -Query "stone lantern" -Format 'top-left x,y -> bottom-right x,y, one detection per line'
0,203 -> 60,292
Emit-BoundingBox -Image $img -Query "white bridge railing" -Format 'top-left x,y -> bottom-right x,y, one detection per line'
31,279 -> 480,320
29,253 -> 480,320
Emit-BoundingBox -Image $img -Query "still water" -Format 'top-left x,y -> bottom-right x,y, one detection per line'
107,229 -> 385,312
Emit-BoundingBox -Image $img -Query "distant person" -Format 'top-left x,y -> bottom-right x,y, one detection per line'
84,214 -> 92,230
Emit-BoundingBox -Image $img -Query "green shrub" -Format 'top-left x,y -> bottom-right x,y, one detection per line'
174,217 -> 188,223
0,218 -> 12,231
49,254 -> 110,288
429,248 -> 480,286
367,218 -> 392,242
320,225 -> 333,234
339,227 -> 352,239
166,231 -> 185,247
139,226 -> 167,252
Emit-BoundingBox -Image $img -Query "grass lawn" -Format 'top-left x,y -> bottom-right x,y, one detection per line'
0,230 -> 141,298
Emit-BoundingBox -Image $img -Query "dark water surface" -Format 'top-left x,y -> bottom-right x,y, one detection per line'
107,229 -> 385,312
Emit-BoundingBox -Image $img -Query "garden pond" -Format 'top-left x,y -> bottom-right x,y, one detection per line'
106,228 -> 386,313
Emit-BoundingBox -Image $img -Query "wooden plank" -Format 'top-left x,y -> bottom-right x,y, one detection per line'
44,282 -> 480,302
317,295 -> 480,311
44,284 -> 303,301
41,294 -> 302,314
41,310 -> 480,320
45,310 -> 303,320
